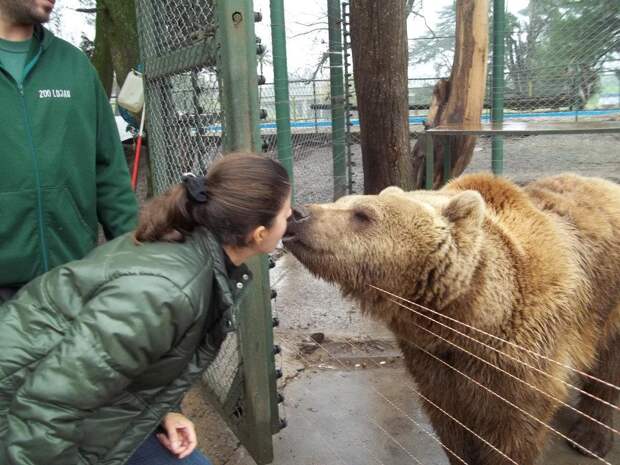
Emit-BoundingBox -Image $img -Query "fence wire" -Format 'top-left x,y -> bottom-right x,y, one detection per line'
136,0 -> 242,433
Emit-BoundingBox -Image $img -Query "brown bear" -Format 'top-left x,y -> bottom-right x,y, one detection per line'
284,173 -> 620,465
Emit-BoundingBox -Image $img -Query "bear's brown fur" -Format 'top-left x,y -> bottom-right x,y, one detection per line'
284,173 -> 620,465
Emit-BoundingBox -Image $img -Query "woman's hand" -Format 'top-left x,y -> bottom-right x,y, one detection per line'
157,412 -> 198,459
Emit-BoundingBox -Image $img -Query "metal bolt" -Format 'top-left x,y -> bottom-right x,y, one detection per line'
254,11 -> 263,22
232,12 -> 243,24
257,75 -> 266,85
276,368 -> 283,379
273,344 -> 281,355
272,317 -> 280,327
236,282 -> 244,289
271,289 -> 278,300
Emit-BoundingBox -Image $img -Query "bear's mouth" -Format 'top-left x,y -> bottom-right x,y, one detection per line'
282,229 -> 297,243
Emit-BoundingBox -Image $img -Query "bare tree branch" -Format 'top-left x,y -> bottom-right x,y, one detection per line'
293,19 -> 328,28
289,27 -> 329,39
410,10 -> 438,38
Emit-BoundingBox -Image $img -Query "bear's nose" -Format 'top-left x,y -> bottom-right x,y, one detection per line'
284,206 -> 311,241
290,206 -> 311,224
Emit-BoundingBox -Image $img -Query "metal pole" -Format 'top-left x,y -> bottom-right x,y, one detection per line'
342,1 -> 354,195
491,0 -> 505,175
270,0 -> 295,201
328,0 -> 347,200
313,80 -> 318,134
424,133 -> 434,190
217,1 -> 279,462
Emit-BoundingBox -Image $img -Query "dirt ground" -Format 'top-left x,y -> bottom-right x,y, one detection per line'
145,129 -> 619,464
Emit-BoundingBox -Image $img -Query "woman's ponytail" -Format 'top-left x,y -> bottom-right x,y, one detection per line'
134,184 -> 198,242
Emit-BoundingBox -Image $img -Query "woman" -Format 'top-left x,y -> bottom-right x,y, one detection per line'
0,153 -> 292,465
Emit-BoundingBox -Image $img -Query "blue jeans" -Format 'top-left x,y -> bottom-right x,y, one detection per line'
126,433 -> 213,465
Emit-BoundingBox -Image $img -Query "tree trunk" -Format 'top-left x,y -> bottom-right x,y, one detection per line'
411,0 -> 489,188
350,0 -> 413,194
91,0 -> 138,96
91,1 -> 113,96
101,0 -> 138,88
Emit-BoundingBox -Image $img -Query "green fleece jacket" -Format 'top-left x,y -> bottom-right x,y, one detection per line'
0,26 -> 138,287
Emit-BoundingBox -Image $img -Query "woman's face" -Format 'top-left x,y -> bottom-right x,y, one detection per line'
256,193 -> 293,254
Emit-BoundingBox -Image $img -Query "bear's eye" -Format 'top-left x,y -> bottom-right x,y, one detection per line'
353,209 -> 372,224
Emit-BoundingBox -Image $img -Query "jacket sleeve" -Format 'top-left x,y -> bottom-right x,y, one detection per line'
4,275 -> 196,465
93,70 -> 139,240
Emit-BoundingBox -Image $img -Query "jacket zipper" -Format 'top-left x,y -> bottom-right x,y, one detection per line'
18,48 -> 49,272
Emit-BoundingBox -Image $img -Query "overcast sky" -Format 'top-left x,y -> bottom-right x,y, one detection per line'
54,0 -> 530,81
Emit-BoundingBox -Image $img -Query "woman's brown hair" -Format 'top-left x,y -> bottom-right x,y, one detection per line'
134,153 -> 291,246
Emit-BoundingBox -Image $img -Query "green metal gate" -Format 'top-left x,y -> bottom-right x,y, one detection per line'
136,1 -> 283,462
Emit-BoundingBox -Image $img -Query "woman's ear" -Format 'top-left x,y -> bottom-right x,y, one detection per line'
249,225 -> 267,247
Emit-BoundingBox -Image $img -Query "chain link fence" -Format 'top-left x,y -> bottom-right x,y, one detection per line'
137,1 -> 223,196
276,0 -> 620,194
136,0 -> 257,447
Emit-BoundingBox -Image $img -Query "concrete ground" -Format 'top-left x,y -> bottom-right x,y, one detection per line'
221,254 -> 620,465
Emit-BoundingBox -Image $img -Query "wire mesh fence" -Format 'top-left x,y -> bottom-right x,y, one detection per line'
145,67 -> 222,194
136,0 -> 254,445
259,79 -> 333,161
137,0 -> 223,196
266,0 -> 619,199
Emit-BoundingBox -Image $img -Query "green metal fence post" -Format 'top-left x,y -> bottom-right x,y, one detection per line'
424,133 -> 434,190
270,0 -> 295,201
328,0 -> 347,200
443,137 -> 452,183
313,80 -> 318,134
491,0 -> 505,175
217,1 -> 279,462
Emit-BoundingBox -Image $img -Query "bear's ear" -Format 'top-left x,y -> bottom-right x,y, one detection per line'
442,191 -> 485,227
379,186 -> 404,196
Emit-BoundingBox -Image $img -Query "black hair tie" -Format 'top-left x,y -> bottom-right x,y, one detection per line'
182,172 -> 208,203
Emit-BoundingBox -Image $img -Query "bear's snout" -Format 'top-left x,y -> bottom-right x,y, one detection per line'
284,206 -> 311,242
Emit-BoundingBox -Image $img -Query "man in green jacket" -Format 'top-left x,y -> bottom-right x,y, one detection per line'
0,0 -> 138,302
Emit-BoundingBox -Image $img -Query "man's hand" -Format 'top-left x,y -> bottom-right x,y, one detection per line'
157,412 -> 198,459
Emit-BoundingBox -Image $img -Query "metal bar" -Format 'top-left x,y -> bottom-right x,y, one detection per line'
491,0 -> 505,175
313,79 -> 318,133
424,133 -> 434,190
443,137 -> 452,183
217,1 -> 277,463
217,1 -> 261,152
328,0 -> 347,200
427,121 -> 620,136
270,0 -> 295,201
342,1 -> 354,195
143,41 -> 217,79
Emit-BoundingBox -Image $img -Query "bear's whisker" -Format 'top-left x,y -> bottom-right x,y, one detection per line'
370,284 -> 620,396
384,296 -> 615,464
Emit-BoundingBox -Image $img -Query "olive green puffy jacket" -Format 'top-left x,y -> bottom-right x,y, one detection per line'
0,228 -> 252,465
